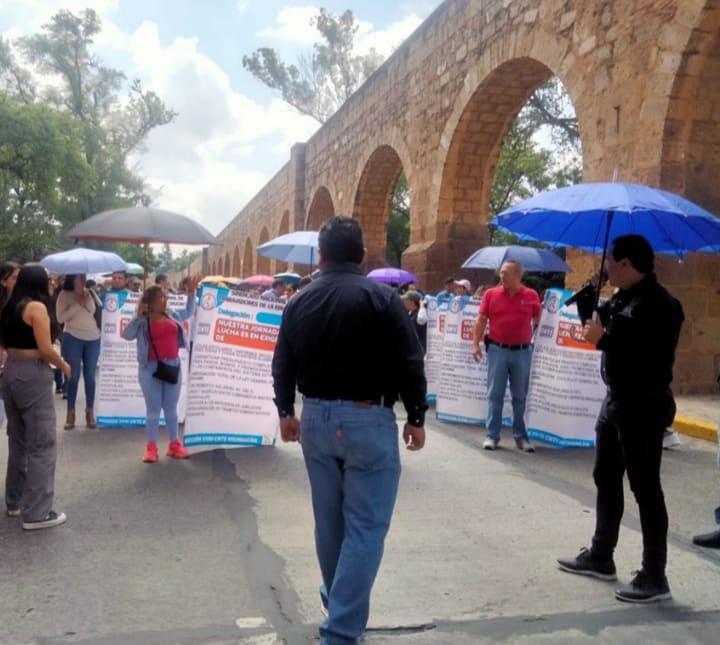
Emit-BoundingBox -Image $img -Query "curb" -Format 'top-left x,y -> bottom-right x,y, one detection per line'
673,416 -> 718,443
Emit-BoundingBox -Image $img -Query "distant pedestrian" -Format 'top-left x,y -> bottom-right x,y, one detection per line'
436,276 -> 454,304
56,274 -> 101,430
454,279 -> 472,297
402,290 -> 427,353
273,216 -> 427,645
557,235 -> 684,603
0,264 -> 71,529
471,261 -> 540,452
122,278 -> 198,463
261,279 -> 285,302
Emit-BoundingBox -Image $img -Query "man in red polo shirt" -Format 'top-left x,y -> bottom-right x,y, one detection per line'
472,260 -> 541,452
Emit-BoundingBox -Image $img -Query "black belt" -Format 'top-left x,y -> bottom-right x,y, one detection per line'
354,397 -> 394,409
486,338 -> 531,351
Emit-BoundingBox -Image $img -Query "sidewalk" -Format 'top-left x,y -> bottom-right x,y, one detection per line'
674,394 -> 718,443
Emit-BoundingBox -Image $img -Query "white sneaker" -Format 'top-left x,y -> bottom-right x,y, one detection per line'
662,431 -> 681,450
483,438 -> 499,450
516,439 -> 536,453
22,510 -> 67,531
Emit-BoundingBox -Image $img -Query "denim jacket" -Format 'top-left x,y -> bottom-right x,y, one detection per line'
122,295 -> 196,367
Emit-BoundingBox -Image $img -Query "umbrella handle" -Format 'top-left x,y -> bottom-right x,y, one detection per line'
594,210 -> 614,312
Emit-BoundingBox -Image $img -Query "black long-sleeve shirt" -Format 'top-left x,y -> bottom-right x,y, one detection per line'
575,273 -> 684,400
272,263 -> 428,426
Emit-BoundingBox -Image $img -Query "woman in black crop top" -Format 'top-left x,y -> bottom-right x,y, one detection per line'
0,264 -> 71,530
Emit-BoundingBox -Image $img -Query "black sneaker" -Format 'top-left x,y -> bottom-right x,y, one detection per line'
557,547 -> 617,581
692,529 -> 720,549
6,507 -> 21,517
22,510 -> 67,531
615,570 -> 671,603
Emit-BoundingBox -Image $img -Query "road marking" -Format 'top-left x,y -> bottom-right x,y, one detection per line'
235,616 -> 268,629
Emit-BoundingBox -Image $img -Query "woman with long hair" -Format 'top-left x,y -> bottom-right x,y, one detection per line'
122,278 -> 198,463
56,274 -> 101,430
0,264 -> 71,529
0,261 -> 21,430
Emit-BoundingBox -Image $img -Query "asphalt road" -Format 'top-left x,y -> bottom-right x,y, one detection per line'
1,393 -> 719,645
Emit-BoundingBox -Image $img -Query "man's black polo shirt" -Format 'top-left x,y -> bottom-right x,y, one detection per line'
272,263 -> 428,426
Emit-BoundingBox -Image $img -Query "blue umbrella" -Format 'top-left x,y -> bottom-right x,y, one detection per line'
462,245 -> 571,273
492,182 -> 720,258
257,231 -> 319,266
41,248 -> 128,275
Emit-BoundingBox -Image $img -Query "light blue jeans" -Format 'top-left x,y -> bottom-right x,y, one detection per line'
137,359 -> 181,443
61,333 -> 101,410
301,399 -> 401,645
486,344 -> 532,442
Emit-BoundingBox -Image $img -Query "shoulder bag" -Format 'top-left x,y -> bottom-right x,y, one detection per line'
146,317 -> 180,384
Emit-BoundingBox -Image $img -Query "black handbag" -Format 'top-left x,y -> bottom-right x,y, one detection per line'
146,318 -> 180,384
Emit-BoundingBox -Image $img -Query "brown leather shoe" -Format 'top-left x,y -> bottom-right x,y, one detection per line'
85,409 -> 97,429
64,410 -> 75,431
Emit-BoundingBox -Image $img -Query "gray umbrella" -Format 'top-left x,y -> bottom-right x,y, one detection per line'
66,207 -> 219,245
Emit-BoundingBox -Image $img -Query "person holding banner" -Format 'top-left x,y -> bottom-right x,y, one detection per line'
557,235 -> 684,603
272,216 -> 427,645
122,278 -> 198,463
471,260 -> 541,452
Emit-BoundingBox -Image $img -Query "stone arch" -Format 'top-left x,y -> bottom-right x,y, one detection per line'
232,245 -> 241,277
306,186 -> 335,230
242,238 -> 254,277
655,2 -> 720,393
257,227 -> 271,275
352,145 -> 406,270
223,252 -> 231,277
660,3 -> 720,214
276,210 -> 290,273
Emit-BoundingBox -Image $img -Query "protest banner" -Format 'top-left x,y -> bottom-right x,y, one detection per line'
436,297 -> 512,425
424,296 -> 442,403
95,292 -> 191,427
525,288 -> 605,448
182,287 -> 282,450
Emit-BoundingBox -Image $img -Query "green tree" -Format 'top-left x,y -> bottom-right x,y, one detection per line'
169,249 -> 201,273
243,9 -> 382,124
0,95 -> 93,261
386,172 -> 409,267
18,9 -> 176,223
113,242 -> 160,274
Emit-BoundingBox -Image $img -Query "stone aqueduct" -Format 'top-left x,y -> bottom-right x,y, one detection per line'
177,0 -> 720,393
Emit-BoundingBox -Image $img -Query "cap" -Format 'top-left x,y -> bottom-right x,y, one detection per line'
402,290 -> 422,304
454,279 -> 472,293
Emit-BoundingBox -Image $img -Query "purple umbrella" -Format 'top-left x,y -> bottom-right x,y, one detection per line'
367,268 -> 418,286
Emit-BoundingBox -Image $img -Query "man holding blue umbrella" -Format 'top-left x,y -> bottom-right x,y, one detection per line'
558,235 -> 684,604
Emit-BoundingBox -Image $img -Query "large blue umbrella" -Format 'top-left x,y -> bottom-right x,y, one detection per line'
257,231 -> 319,266
462,245 -> 571,273
41,248 -> 128,275
492,182 -> 720,258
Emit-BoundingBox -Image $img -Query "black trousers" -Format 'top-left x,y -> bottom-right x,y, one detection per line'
590,394 -> 672,579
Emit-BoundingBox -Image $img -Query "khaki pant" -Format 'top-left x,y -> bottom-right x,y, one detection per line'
2,358 -> 57,521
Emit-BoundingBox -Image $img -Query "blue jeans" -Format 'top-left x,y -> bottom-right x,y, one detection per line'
301,399 -> 401,645
486,344 -> 532,442
138,359 -> 181,443
61,333 -> 101,410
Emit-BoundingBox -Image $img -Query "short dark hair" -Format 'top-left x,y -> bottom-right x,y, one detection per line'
272,279 -> 285,289
155,274 -> 168,284
319,216 -> 364,264
62,274 -> 81,291
444,277 -> 454,285
611,235 -> 654,274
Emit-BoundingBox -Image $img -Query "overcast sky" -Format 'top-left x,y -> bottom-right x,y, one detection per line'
0,0 -> 439,235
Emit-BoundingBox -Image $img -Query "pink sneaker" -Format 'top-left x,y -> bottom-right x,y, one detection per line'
167,439 -> 190,459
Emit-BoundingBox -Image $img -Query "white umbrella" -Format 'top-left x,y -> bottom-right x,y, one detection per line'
41,248 -> 128,275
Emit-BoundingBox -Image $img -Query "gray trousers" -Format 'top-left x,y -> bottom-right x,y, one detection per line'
2,358 -> 57,521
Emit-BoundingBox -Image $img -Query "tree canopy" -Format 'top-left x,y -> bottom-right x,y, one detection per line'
0,9 -> 175,261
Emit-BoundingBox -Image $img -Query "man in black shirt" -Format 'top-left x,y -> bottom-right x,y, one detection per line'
558,235 -> 684,603
272,216 -> 426,644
